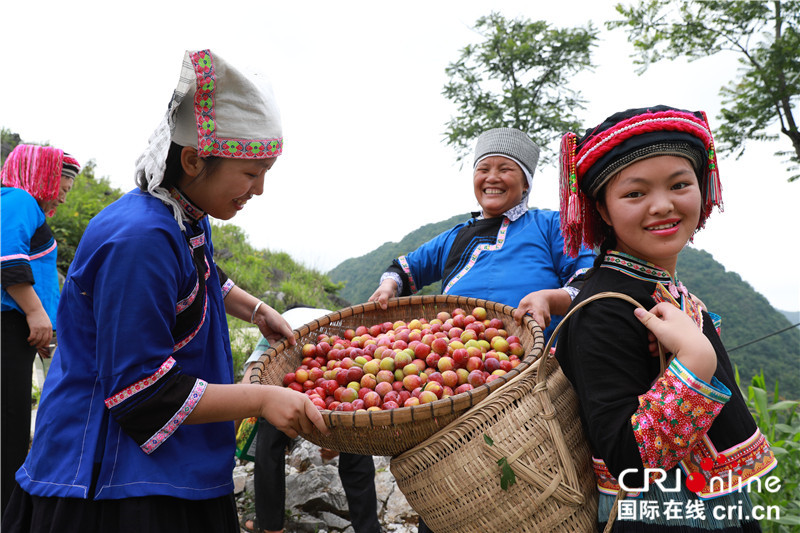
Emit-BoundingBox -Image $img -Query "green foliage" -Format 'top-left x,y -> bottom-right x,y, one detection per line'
678,247 -> 800,398
49,161 -> 123,274
443,12 -> 598,166
2,131 -> 123,276
608,1 -> 800,181
31,380 -> 41,408
327,213 -> 469,304
227,320 -> 262,381
211,222 -> 346,318
1,127 -> 23,161
483,433 -> 517,490
211,222 -> 348,378
737,371 -> 800,531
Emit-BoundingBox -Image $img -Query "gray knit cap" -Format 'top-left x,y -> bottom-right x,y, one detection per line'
473,128 -> 540,177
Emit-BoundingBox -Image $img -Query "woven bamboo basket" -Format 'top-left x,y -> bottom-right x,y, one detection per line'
388,293 -> 637,532
251,295 -> 544,457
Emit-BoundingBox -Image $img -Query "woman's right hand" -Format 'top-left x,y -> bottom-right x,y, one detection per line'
26,308 -> 53,349
368,279 -> 397,310
6,283 -> 53,349
261,386 -> 329,439
634,303 -> 716,382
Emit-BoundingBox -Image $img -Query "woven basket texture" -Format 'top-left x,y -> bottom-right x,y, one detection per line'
390,348 -> 597,532
252,295 -> 544,456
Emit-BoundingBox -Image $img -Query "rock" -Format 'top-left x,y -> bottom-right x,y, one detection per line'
290,512 -> 327,532
237,440 -> 421,533
320,511 -> 352,531
288,439 -> 326,470
233,467 -> 248,494
286,466 -> 348,514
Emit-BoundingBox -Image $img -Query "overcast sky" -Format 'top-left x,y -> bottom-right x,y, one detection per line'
3,1 -> 798,312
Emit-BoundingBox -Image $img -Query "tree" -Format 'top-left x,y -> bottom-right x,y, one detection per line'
1,127 -> 23,161
1,130 -> 123,274
608,1 -> 800,181
49,160 -> 122,273
443,12 -> 598,166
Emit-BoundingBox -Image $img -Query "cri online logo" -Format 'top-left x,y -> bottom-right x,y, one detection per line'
618,454 -> 732,493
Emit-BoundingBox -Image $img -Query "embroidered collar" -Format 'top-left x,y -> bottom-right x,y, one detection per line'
601,250 -> 675,283
168,187 -> 206,223
474,201 -> 528,222
602,251 -> 701,328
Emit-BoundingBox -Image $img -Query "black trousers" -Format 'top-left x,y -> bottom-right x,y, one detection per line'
253,419 -> 381,533
1,311 -> 37,519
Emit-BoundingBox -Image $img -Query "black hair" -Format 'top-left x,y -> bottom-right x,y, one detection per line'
587,185 -> 617,275
162,142 -> 223,190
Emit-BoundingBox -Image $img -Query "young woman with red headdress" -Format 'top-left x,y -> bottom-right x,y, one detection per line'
554,105 -> 776,532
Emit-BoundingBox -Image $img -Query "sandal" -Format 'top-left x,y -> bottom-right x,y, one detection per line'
239,516 -> 257,533
240,516 -> 282,533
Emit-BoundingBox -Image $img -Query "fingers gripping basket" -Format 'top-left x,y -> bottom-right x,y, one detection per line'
389,292 -> 644,532
251,295 -> 544,457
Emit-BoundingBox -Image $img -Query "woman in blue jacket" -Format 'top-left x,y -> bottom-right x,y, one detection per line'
369,128 -> 594,339
2,49 -> 327,533
0,145 -> 79,517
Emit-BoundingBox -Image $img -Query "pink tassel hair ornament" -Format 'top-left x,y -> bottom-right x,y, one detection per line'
559,132 -> 583,257
699,111 -> 723,225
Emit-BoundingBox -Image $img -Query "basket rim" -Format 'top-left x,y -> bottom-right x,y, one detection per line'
250,295 -> 545,428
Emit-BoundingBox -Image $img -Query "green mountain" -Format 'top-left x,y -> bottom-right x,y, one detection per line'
676,248 -> 800,399
328,214 -> 800,399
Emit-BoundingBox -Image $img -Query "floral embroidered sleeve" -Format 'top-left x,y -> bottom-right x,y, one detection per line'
631,357 -> 731,471
709,312 -> 722,336
104,357 -> 208,454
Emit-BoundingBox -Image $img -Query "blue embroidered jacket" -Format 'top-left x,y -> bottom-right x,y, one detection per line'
384,209 -> 594,338
1,187 -> 60,325
17,189 -> 237,500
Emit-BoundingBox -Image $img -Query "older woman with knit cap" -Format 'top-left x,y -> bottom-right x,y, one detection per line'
2,49 -> 327,533
369,127 -> 594,339
0,145 -> 79,517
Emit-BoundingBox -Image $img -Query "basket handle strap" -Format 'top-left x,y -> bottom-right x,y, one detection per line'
495,292 -> 666,514
535,291 -> 667,384
533,290 -> 668,532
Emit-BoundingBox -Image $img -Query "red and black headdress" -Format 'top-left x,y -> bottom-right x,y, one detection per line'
559,105 -> 723,257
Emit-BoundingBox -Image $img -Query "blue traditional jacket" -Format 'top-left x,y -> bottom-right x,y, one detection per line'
17,189 -> 237,500
385,209 -> 594,338
1,187 -> 60,325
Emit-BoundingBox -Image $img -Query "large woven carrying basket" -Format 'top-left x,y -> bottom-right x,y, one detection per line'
251,295 -> 544,457
387,293 -> 638,532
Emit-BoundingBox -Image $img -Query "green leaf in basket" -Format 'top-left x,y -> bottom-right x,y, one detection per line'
483,434 -> 494,446
498,457 -> 517,491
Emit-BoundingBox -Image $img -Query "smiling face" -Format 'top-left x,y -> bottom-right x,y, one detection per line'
179,148 -> 276,220
596,155 -> 702,275
473,156 -> 527,218
39,176 -> 74,217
